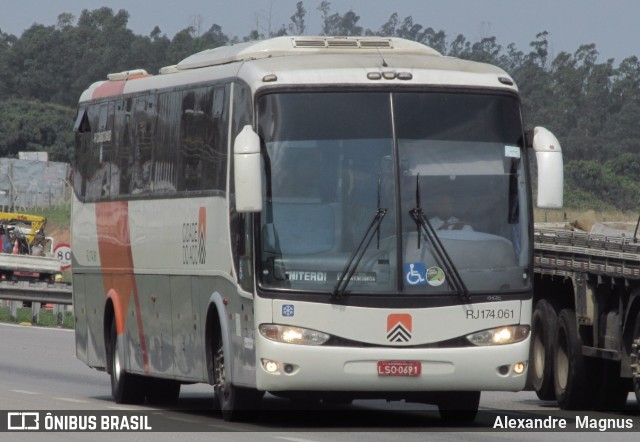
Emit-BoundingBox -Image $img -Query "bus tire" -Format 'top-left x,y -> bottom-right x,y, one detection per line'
147,378 -> 181,406
109,320 -> 146,404
528,299 -> 557,401
212,331 -> 263,421
632,309 -> 640,409
553,309 -> 593,410
437,391 -> 480,423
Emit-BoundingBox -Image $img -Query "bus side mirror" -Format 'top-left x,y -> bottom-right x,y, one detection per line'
530,126 -> 563,209
234,125 -> 263,212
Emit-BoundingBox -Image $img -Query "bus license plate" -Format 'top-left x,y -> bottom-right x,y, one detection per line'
377,360 -> 421,377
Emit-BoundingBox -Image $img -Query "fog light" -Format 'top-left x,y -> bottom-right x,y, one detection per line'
262,359 -> 280,373
513,362 -> 526,375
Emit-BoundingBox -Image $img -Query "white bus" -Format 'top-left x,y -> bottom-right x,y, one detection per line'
72,36 -> 563,421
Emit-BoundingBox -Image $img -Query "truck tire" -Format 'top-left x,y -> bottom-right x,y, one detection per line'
212,330 -> 263,421
553,309 -> 593,410
632,309 -> 640,409
528,299 -> 557,400
437,391 -> 480,423
109,320 -> 146,404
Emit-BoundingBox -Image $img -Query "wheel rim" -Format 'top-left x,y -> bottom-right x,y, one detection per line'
113,335 -> 122,383
633,338 -> 640,402
214,343 -> 229,400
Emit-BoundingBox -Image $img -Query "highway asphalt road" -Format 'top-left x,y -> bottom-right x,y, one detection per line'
0,322 -> 638,441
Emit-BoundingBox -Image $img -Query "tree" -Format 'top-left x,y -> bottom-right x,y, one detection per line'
317,2 -> 363,36
289,1 -> 306,35
0,98 -> 75,162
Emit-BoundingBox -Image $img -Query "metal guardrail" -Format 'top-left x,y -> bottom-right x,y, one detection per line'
0,281 -> 72,305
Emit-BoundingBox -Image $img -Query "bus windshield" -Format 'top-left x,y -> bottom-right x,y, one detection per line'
256,90 -> 529,296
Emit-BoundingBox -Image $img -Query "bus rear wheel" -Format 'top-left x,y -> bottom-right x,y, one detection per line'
109,320 -> 146,404
212,332 -> 263,421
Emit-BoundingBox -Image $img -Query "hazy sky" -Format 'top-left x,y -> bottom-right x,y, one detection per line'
1,0 -> 637,64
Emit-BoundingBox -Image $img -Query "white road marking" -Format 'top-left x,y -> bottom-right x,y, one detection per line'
10,389 -> 40,395
54,397 -> 91,403
275,437 -> 321,442
0,322 -> 74,332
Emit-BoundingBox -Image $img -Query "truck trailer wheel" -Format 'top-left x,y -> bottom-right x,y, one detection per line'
553,309 -> 593,410
632,309 -> 640,409
528,299 -> 557,400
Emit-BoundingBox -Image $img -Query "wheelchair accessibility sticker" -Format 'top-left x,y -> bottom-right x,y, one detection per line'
404,263 -> 427,286
404,263 -> 446,287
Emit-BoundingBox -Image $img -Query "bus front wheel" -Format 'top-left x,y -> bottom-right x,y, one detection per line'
212,332 -> 263,421
109,320 -> 146,404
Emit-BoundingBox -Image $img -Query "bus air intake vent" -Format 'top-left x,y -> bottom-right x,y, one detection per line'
293,39 -> 327,48
292,38 -> 393,50
359,40 -> 393,49
326,40 -> 359,48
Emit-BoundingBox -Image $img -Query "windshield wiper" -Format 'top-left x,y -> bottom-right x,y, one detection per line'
408,174 -> 470,302
333,176 -> 387,300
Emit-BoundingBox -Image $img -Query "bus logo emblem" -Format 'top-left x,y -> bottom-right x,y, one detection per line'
387,313 -> 412,342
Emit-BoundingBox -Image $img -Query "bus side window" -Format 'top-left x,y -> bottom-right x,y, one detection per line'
73,108 -> 91,199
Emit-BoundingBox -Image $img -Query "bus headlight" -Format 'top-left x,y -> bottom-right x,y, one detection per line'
259,324 -> 330,345
466,325 -> 530,346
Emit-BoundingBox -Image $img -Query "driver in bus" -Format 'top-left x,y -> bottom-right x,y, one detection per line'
428,193 -> 473,231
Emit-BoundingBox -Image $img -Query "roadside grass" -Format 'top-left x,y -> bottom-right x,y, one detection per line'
29,204 -> 71,228
0,305 -> 75,329
535,208 -> 638,224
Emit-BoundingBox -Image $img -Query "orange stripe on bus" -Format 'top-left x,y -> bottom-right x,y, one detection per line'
96,201 -> 149,373
92,80 -> 126,99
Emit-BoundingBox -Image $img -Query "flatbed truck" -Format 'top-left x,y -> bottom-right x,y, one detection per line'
530,223 -> 640,410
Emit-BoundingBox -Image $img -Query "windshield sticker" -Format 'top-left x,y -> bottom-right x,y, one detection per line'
285,271 -> 376,283
426,267 -> 446,287
404,263 -> 427,286
505,145 -> 521,159
287,271 -> 327,282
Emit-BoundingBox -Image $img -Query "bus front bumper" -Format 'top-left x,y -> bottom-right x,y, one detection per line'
255,336 -> 529,393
